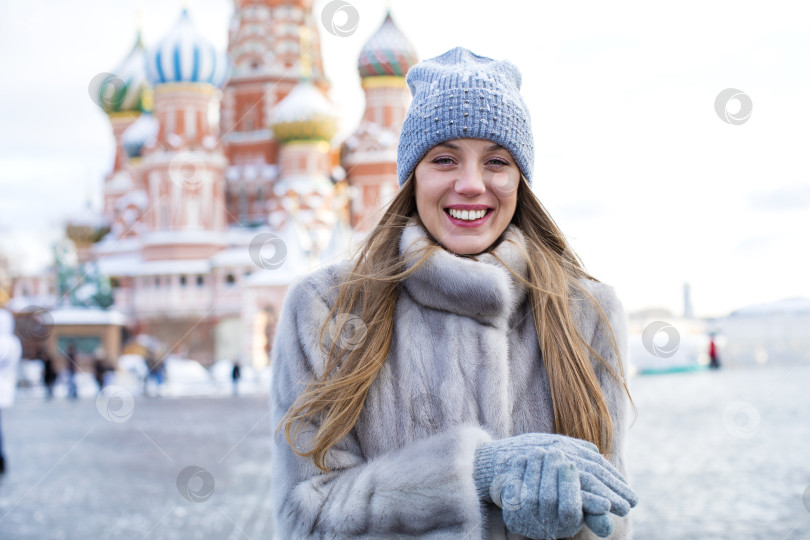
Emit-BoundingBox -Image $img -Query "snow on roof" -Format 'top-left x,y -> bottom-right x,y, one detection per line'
67,206 -> 108,228
244,268 -> 299,287
272,82 -> 335,125
272,173 -> 333,197
210,247 -> 254,268
730,297 -> 810,317
107,171 -> 135,192
225,224 -> 271,242
122,113 -> 159,145
50,308 -> 127,326
6,295 -> 58,313
93,235 -> 142,257
142,230 -> 227,246
115,190 -> 149,211
96,254 -> 143,276
137,259 -> 211,276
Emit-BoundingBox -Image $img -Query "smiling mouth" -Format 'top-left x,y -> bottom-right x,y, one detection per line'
445,208 -> 492,221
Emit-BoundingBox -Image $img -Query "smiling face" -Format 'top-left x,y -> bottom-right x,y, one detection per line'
413,138 -> 521,255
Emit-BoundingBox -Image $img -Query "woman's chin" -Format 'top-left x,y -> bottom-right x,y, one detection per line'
439,234 -> 496,256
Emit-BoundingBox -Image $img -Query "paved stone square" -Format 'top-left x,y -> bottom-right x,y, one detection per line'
0,363 -> 809,539
626,363 -> 810,539
0,394 -> 276,540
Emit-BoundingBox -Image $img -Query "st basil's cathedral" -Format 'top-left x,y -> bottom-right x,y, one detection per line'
59,1 -> 418,368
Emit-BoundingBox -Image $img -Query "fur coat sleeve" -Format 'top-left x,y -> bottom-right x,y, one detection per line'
270,267 -> 493,539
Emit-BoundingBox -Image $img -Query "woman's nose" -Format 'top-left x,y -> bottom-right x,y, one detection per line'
454,165 -> 487,196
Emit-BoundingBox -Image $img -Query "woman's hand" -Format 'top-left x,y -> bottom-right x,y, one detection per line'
473,433 -> 638,538
489,447 -> 586,538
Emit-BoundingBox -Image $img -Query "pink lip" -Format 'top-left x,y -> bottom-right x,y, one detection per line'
444,207 -> 493,228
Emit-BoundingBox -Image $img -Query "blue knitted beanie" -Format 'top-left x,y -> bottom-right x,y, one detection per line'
397,47 -> 534,187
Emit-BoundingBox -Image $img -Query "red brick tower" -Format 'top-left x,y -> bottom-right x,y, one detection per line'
341,10 -> 418,230
221,0 -> 329,227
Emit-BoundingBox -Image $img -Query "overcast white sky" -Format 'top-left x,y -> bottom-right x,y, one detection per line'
1,0 -> 809,317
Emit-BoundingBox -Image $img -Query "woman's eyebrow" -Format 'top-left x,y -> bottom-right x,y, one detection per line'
434,142 -> 506,152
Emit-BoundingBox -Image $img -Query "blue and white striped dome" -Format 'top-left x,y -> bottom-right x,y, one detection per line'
146,9 -> 230,88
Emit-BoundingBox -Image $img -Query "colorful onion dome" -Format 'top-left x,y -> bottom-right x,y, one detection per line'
145,9 -> 230,88
357,11 -> 418,78
97,31 -> 151,114
270,82 -> 338,143
122,112 -> 159,159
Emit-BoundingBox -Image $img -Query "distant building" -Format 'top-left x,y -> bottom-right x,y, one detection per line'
720,298 -> 810,366
9,2 -> 417,368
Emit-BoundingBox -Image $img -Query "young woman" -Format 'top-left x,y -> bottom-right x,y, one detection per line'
270,47 -> 637,539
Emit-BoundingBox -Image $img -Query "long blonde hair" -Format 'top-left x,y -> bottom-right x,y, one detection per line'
281,176 -> 632,471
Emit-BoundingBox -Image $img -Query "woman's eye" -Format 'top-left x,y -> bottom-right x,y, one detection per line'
432,157 -> 455,165
487,158 -> 510,167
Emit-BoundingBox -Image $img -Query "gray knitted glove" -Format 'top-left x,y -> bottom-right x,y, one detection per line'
485,446 -> 585,539
473,433 -> 638,538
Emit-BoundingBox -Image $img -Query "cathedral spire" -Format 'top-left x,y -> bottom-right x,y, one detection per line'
299,25 -> 312,81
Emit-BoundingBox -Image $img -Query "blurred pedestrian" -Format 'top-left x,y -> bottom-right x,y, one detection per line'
143,350 -> 165,397
65,344 -> 78,400
0,308 -> 22,474
231,360 -> 241,396
709,333 -> 721,369
93,355 -> 106,393
271,47 -> 637,538
41,348 -> 57,400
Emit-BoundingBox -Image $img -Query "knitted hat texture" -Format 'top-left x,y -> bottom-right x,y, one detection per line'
397,47 -> 534,186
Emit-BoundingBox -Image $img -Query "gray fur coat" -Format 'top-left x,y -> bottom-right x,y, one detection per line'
270,222 -> 632,539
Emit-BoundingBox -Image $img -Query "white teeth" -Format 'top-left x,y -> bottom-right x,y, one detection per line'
448,209 -> 487,220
